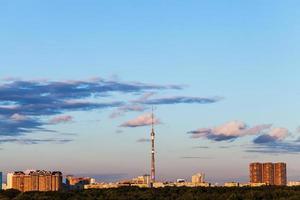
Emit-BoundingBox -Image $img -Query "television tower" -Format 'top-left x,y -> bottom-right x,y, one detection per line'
150,107 -> 156,188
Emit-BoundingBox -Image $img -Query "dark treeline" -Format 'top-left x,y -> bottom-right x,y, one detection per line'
1,186 -> 300,200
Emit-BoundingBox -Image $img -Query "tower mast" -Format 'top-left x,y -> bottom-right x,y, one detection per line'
150,107 -> 156,188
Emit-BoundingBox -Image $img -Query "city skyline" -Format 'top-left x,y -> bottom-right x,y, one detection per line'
1,0 -> 300,184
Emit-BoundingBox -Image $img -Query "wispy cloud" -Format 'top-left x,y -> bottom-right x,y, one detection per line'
115,130 -> 124,134
0,78 -> 182,137
110,93 -> 222,118
0,78 -> 223,144
110,104 -> 147,118
10,113 -> 29,121
138,96 -> 222,105
192,146 -> 209,149
180,156 -> 213,159
188,121 -> 271,142
246,142 -> 300,154
49,115 -> 73,124
136,138 -> 151,143
121,113 -> 160,128
0,78 -> 181,115
0,114 -> 45,136
0,138 -> 73,145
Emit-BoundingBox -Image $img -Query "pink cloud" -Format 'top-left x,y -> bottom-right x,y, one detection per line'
121,113 -> 160,127
110,104 -> 146,118
10,113 -> 29,121
268,127 -> 289,140
189,121 -> 272,141
49,115 -> 73,124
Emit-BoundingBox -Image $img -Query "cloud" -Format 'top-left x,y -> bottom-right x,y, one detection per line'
246,142 -> 300,154
192,146 -> 209,149
115,130 -> 124,134
218,145 -> 235,149
0,78 -> 183,137
269,128 -> 289,140
0,78 -> 222,140
253,128 -> 289,144
136,138 -> 150,143
245,127 -> 300,154
131,92 -> 156,103
189,120 -> 299,154
253,134 -> 277,144
139,96 -> 222,105
121,113 -> 160,128
0,138 -> 73,145
189,121 -> 271,142
110,104 -> 147,118
0,78 -> 181,116
180,156 -> 213,159
0,114 -> 45,136
49,115 -> 73,124
10,113 -> 29,121
110,93 -> 221,118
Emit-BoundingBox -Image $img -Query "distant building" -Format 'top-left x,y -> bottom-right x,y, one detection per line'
274,163 -> 287,186
90,178 -> 96,184
224,182 -> 239,187
249,162 -> 287,186
6,173 -> 13,189
287,181 -> 300,186
192,173 -> 205,184
11,170 -> 62,192
176,179 -> 186,183
250,163 -> 263,183
0,172 -> 2,190
249,182 -> 267,187
84,182 -> 118,189
131,175 -> 151,187
66,175 -> 93,190
263,163 -> 274,185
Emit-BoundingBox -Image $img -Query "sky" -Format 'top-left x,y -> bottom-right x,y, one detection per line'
0,0 -> 300,184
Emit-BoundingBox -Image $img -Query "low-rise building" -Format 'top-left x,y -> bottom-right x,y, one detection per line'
224,182 -> 239,187
84,183 -> 118,189
287,181 -> 300,186
66,175 -> 94,190
6,173 -> 13,189
192,173 -> 205,184
250,182 -> 267,187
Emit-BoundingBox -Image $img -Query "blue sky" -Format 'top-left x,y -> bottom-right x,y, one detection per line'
0,0 -> 300,183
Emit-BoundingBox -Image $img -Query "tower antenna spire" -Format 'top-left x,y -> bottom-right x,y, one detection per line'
150,106 -> 156,188
151,106 -> 154,131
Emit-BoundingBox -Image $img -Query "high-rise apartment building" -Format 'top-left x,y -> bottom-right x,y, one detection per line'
250,163 -> 263,183
274,163 -> 287,186
263,163 -> 274,185
249,162 -> 287,186
11,170 -> 62,192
